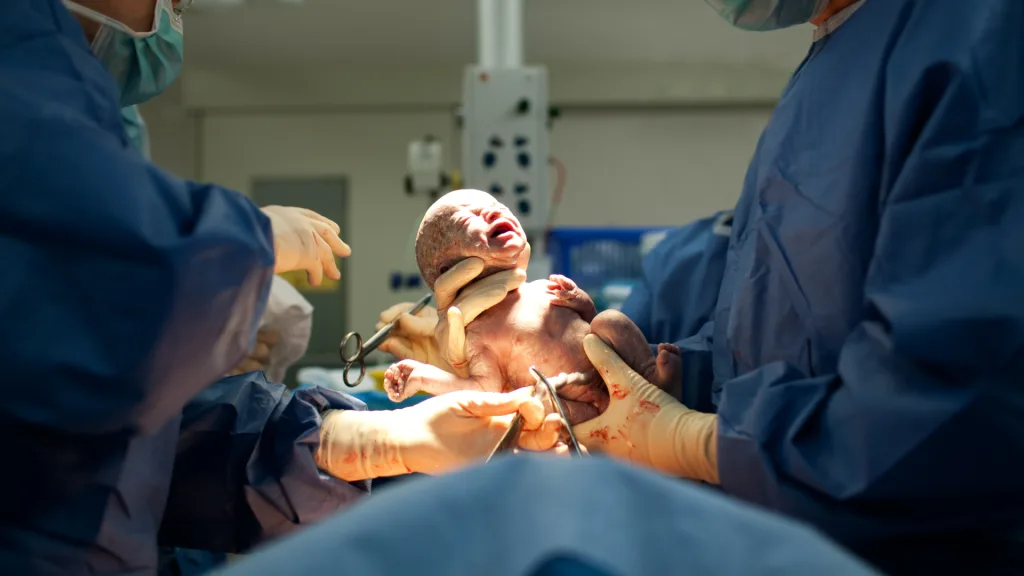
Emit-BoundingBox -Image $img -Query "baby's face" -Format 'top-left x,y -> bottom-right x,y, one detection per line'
452,191 -> 524,252
447,192 -> 527,265
416,190 -> 528,287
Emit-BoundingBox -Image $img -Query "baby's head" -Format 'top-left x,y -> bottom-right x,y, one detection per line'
415,189 -> 528,289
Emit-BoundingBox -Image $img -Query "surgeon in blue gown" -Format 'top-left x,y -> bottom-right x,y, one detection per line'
0,0 -> 560,573
562,0 -> 1024,573
378,0 -> 1024,574
0,1 -> 356,572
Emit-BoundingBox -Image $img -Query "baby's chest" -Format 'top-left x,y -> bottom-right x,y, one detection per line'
464,292 -> 589,386
464,289 -> 554,350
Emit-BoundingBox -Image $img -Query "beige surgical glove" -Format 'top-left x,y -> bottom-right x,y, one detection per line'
439,265 -> 527,377
575,334 -> 720,483
375,303 -> 448,370
377,252 -> 528,373
226,329 -> 279,376
261,205 -> 351,286
315,387 -> 560,481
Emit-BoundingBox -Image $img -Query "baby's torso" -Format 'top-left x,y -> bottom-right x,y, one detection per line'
464,280 -> 593,391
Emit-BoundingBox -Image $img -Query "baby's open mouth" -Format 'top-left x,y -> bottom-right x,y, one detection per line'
489,221 -> 516,239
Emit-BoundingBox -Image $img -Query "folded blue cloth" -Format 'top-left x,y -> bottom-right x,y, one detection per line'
292,385 -> 429,411
350,391 -> 430,411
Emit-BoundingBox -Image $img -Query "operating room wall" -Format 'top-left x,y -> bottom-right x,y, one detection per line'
196,106 -> 771,335
138,82 -> 199,180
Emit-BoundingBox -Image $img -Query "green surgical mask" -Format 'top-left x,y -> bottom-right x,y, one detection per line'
703,0 -> 829,31
64,0 -> 185,107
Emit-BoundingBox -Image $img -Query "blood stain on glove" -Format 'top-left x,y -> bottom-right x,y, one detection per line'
637,400 -> 660,415
610,384 -> 629,400
618,429 -> 635,451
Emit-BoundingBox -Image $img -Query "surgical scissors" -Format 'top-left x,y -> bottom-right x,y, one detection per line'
338,292 -> 433,387
486,366 -> 585,462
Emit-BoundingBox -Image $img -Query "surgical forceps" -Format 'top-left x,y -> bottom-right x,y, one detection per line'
338,292 -> 433,387
486,366 -> 585,462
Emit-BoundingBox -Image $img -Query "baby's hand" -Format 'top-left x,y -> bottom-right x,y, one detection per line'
545,274 -> 597,322
384,359 -> 424,402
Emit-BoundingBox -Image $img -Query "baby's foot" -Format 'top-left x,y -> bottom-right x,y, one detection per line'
652,343 -> 682,400
546,274 -> 597,322
383,359 -> 420,402
590,310 -> 682,399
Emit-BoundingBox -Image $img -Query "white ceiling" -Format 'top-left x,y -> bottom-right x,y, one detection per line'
185,0 -> 814,69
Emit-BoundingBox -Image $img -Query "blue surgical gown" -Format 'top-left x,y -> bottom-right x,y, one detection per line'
217,457 -> 881,576
707,0 -> 1024,573
0,1 -> 369,572
621,212 -> 731,411
118,101 -> 230,576
121,104 -> 151,161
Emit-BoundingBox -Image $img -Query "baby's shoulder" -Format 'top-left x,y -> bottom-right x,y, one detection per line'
516,279 -> 557,300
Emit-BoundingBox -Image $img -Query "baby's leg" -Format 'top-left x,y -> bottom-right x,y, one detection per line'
546,274 -> 597,322
384,360 -> 488,402
590,310 -> 682,399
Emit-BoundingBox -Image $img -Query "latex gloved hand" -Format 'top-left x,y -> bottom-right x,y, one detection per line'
375,303 -> 447,370
261,205 -> 351,286
377,251 -> 528,373
258,276 -> 314,382
227,329 -> 279,376
315,386 -> 561,481
575,334 -> 719,483
437,243 -> 530,376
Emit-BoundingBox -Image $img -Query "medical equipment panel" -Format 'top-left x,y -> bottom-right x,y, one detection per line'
461,66 -> 551,236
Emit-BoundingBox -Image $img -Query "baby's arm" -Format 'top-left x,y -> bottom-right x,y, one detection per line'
383,348 -> 506,402
546,274 -> 597,322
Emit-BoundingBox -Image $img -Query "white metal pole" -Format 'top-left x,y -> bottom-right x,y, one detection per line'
477,0 -> 500,68
500,0 -> 523,68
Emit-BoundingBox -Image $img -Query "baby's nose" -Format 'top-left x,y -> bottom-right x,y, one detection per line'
482,208 -> 503,223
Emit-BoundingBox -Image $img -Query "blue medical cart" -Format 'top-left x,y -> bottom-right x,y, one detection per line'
546,227 -> 669,311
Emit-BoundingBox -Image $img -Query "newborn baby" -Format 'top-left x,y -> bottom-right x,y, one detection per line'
384,189 -> 681,421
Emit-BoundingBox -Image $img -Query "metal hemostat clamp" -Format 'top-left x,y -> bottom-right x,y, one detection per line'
338,292 -> 433,387
529,366 -> 584,458
486,366 -> 585,462
484,383 -> 545,463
